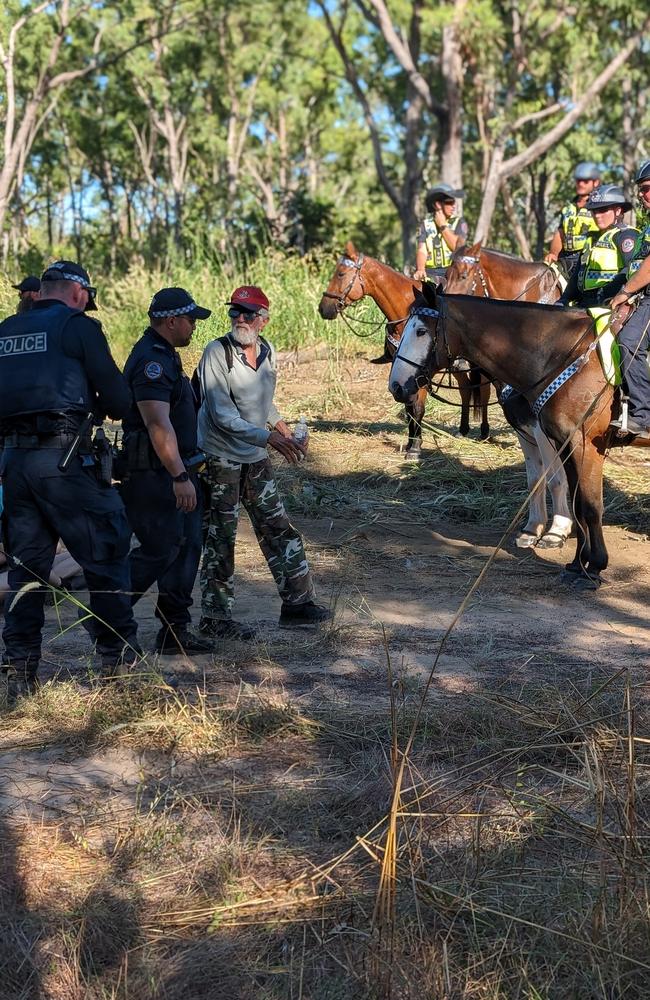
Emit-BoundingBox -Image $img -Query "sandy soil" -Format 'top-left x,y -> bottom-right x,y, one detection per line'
4,352 -> 649,816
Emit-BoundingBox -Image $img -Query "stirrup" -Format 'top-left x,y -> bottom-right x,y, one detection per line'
610,396 -> 629,433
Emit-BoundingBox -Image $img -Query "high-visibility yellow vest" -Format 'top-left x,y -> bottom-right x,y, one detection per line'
579,227 -> 625,291
627,223 -> 650,278
423,216 -> 461,270
560,202 -> 599,254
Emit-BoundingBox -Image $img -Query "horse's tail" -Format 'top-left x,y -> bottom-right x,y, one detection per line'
469,366 -> 483,420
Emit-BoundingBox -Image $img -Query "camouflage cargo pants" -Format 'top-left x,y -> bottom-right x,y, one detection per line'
200,456 -> 315,620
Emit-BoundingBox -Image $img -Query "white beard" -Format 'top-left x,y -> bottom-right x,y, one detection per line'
231,326 -> 258,347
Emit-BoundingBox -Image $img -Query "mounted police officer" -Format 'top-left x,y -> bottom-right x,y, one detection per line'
0,260 -> 139,703
413,184 -> 469,283
610,161 -> 650,437
12,276 -> 40,314
546,162 -> 601,280
559,185 -> 638,308
120,288 -> 213,655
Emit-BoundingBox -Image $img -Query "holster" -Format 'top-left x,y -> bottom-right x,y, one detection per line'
92,428 -> 114,486
120,431 -> 163,474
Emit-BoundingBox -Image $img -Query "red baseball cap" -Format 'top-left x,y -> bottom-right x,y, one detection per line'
226,286 -> 270,311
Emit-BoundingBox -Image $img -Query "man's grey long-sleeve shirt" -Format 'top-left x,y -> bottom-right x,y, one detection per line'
197,334 -> 283,463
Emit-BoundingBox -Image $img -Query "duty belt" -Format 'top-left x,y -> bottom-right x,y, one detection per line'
1,431 -> 91,449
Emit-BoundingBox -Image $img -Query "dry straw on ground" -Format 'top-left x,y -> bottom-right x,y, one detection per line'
1,355 -> 650,999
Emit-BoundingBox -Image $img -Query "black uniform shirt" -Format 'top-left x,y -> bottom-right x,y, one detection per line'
34,298 -> 132,420
122,328 -> 198,455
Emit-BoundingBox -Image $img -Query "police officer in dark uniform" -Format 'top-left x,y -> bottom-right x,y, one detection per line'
0,260 -> 139,702
12,276 -> 41,314
610,161 -> 650,437
120,288 -> 213,654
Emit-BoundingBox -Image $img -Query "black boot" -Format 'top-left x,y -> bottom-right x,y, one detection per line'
1,657 -> 40,708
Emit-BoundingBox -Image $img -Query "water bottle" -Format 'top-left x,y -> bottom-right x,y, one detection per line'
293,415 -> 309,460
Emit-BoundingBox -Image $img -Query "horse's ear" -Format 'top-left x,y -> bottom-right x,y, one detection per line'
344,240 -> 357,258
422,281 -> 438,306
471,240 -> 482,254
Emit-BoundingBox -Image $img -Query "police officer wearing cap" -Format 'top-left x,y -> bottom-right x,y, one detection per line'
413,184 -> 469,283
120,287 -> 213,654
0,260 -> 139,702
12,276 -> 40,314
609,161 -> 650,437
546,163 -> 601,279
560,184 -> 639,308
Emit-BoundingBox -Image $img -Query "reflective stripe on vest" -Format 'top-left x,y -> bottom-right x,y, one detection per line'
560,203 -> 599,253
580,227 -> 622,291
424,216 -> 461,270
627,223 -> 650,277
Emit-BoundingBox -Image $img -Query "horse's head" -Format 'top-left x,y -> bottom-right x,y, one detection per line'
389,282 -> 446,403
318,240 -> 366,319
445,241 -> 484,295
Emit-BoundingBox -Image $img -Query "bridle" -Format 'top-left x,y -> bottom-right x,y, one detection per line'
450,252 -> 560,304
392,304 -> 448,389
321,252 -> 411,343
320,254 -> 366,311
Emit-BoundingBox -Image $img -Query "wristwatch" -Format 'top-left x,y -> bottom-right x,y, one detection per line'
172,471 -> 190,483
439,224 -> 449,232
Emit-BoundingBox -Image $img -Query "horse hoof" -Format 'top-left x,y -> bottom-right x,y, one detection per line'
537,532 -> 567,549
515,533 -> 540,549
559,567 -> 581,583
403,449 -> 422,463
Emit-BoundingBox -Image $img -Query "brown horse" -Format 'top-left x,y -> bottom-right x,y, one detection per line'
390,284 -> 647,589
445,243 -> 571,550
446,242 -> 561,303
318,241 -> 490,459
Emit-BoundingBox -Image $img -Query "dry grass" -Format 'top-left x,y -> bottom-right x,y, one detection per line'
2,355 -> 650,998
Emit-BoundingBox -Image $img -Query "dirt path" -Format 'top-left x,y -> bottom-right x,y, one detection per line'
1,351 -> 649,997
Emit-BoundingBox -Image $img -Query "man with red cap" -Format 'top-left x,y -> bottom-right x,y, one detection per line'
196,285 -> 331,638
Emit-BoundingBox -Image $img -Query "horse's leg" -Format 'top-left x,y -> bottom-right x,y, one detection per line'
479,375 -> 491,441
454,372 -> 470,435
405,388 -> 426,461
558,436 -> 607,589
533,422 -> 573,549
514,429 -> 548,547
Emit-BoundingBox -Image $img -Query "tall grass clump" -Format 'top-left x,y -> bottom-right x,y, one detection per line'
0,248 -> 383,366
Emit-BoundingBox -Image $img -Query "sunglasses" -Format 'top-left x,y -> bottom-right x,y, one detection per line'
228,307 -> 260,320
639,184 -> 650,195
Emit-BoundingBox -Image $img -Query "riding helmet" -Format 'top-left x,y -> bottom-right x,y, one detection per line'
574,162 -> 601,181
425,183 -> 463,211
585,183 -> 632,212
635,160 -> 650,184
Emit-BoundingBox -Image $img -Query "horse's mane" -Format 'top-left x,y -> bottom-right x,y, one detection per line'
481,246 -> 543,264
345,249 -> 415,283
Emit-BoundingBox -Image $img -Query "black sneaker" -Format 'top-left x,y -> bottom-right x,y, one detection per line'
278,602 -> 332,630
199,617 -> 256,641
154,628 -> 214,655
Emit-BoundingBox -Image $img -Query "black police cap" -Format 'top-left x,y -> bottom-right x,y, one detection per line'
148,287 -> 211,320
12,276 -> 40,293
41,260 -> 97,311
